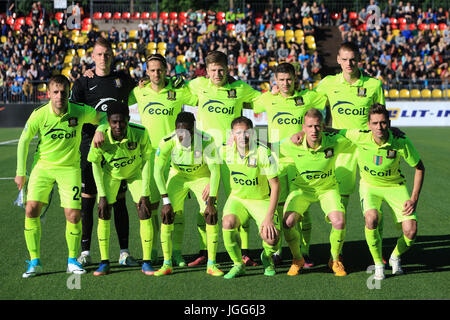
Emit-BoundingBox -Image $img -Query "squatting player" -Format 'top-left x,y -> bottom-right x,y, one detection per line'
153,112 -> 221,276
15,75 -> 106,278
220,117 -> 280,279
253,62 -> 327,266
280,109 -> 352,277
128,54 -> 198,266
88,102 -> 155,276
339,104 -> 424,280
71,37 -> 138,267
187,51 -> 262,267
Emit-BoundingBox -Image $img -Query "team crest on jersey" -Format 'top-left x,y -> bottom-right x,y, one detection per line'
247,157 -> 257,167
68,117 -> 78,127
194,150 -> 202,158
386,150 -> 397,159
324,148 -> 334,158
373,155 -> 383,165
127,142 -> 137,150
115,78 -> 122,88
167,90 -> 176,101
227,89 -> 237,99
357,87 -> 367,97
294,96 -> 304,106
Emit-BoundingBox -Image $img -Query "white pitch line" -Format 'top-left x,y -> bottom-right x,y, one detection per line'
0,177 -> 14,180
0,139 -> 19,145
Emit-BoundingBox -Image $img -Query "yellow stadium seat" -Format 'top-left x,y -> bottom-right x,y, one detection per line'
445,89 -> 450,98
37,83 -> 47,92
87,47 -> 93,54
384,89 -> 389,97
392,29 -> 400,36
157,48 -> 166,56
432,89 -> 442,98
410,89 -> 421,98
1,35 -> 7,43
115,62 -> 125,70
128,42 -> 137,50
129,30 -> 138,39
269,61 -> 278,67
66,49 -> 76,56
177,55 -> 185,63
388,89 -> 399,98
295,36 -> 305,44
275,30 -> 285,38
64,55 -> 74,63
285,30 -> 294,38
294,29 -> 304,38
305,35 -> 315,44
421,89 -> 431,98
61,68 -> 71,77
158,42 -> 167,50
118,42 -> 127,50
147,42 -> 157,50
399,89 -> 410,98
307,42 -> 316,50
77,49 -> 86,57
147,49 -> 156,55
111,43 -> 117,49
260,82 -> 270,92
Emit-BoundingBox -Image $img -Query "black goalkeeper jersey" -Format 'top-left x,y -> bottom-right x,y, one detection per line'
70,70 -> 136,144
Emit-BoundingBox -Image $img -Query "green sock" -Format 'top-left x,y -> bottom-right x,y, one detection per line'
66,219 -> 82,259
160,223 -> 173,262
24,217 -> 41,260
392,234 -> 416,258
299,211 -> 312,256
140,218 -> 153,261
97,218 -> 110,261
196,213 -> 207,251
206,224 -> 219,262
223,228 -> 242,264
173,211 -> 184,252
240,222 -> 249,250
262,241 -> 276,259
329,227 -> 346,261
283,226 -> 303,260
365,227 -> 383,265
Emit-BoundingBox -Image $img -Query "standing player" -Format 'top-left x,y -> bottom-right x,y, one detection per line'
253,62 -> 327,266
220,117 -> 280,279
280,109 -> 352,276
127,54 -> 198,266
153,112 -> 221,276
87,102 -> 155,276
339,104 -> 424,279
71,37 -> 138,267
314,42 -> 386,259
187,51 -> 262,267
15,75 -> 106,278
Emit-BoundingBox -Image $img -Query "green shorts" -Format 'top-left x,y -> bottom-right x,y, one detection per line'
103,174 -> 144,205
335,144 -> 358,196
223,195 -> 281,231
27,162 -> 82,209
149,148 -> 170,204
166,169 -> 210,213
284,185 -> 345,222
359,182 -> 417,224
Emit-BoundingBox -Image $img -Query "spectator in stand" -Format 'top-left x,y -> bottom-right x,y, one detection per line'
11,80 -> 23,102
301,2 -> 311,18
277,42 -> 290,61
22,77 -> 34,102
311,2 -> 320,26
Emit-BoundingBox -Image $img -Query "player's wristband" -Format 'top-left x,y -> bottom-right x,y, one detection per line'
162,197 -> 171,205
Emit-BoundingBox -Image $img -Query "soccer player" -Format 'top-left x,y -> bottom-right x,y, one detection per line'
253,62 -> 327,266
15,75 -> 106,278
338,104 -> 424,280
88,102 -> 155,276
187,51 -> 262,267
314,41 -> 386,259
71,37 -> 138,267
128,54 -> 198,266
280,108 -> 352,277
153,112 -> 221,276
221,116 -> 280,279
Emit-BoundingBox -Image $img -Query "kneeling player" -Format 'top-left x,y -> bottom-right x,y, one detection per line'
221,116 -> 281,279
279,109 -> 352,276
153,112 -> 221,276
88,102 -> 155,276
339,103 -> 424,280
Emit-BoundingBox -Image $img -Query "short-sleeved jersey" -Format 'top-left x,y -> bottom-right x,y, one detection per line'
87,123 -> 152,181
253,89 -> 327,143
341,129 -> 421,187
128,79 -> 197,149
316,72 -> 385,130
278,132 -> 353,191
154,130 -> 220,197
71,71 -> 136,141
17,101 -> 100,176
220,141 -> 277,200
188,77 -> 261,144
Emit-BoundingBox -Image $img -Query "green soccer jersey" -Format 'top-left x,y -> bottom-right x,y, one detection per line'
253,89 -> 327,143
340,129 -> 421,187
16,101 -> 103,176
278,132 -> 353,191
187,77 -> 261,144
220,141 -> 277,200
87,123 -> 152,181
128,78 -> 198,149
316,71 -> 385,130
154,130 -> 220,197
